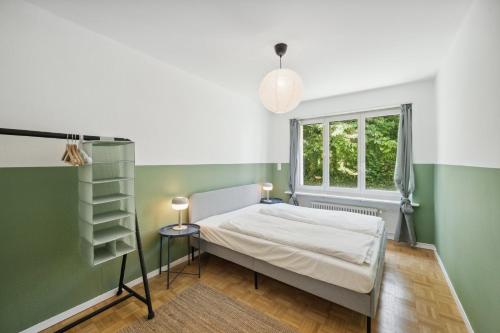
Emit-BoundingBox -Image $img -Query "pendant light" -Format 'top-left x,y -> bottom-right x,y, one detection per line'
259,43 -> 303,114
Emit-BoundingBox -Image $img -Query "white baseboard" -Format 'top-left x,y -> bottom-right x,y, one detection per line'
433,251 -> 474,333
413,243 -> 474,333
414,242 -> 436,250
20,253 -> 193,333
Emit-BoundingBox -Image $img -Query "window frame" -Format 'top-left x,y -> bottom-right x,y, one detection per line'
298,107 -> 400,200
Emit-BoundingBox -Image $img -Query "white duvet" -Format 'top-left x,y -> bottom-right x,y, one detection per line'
259,204 -> 383,236
219,212 -> 375,264
195,204 -> 385,293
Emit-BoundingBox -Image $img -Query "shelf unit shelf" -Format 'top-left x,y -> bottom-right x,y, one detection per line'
92,194 -> 133,204
93,246 -> 115,266
78,141 -> 137,266
91,160 -> 135,165
93,225 -> 133,245
116,240 -> 136,256
93,210 -> 133,224
88,177 -> 134,184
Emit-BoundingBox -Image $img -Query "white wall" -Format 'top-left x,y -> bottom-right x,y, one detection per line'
0,0 -> 270,167
436,0 -> 500,168
269,78 -> 437,164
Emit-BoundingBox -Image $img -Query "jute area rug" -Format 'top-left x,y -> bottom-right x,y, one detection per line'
120,283 -> 296,333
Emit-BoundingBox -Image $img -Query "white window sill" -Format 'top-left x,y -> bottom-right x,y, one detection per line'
285,190 -> 420,207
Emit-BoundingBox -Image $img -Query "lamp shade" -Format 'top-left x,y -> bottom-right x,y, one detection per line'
259,68 -> 303,114
171,196 -> 189,210
262,183 -> 273,191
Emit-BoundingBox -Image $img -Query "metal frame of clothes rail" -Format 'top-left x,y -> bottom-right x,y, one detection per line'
0,127 -> 155,332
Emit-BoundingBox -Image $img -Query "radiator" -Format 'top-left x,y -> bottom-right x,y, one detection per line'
311,201 -> 380,216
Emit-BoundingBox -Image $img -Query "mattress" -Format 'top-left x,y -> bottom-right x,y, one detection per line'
195,203 -> 384,293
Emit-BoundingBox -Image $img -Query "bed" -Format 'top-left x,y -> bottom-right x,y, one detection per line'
188,184 -> 386,333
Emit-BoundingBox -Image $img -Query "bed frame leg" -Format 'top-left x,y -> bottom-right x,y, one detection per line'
254,271 -> 258,289
366,316 -> 371,333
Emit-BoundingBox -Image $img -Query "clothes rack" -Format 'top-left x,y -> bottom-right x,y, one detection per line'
0,127 -> 130,141
0,127 -> 155,331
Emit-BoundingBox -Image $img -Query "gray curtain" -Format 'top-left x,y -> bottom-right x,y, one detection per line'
289,119 -> 300,205
394,104 -> 416,246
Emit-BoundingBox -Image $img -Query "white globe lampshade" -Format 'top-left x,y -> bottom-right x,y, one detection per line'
259,68 -> 303,114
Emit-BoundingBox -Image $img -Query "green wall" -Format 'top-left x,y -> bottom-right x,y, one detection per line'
434,164 -> 500,333
271,163 -> 290,201
3,162 -> 496,332
0,163 -> 273,333
413,164 -> 435,244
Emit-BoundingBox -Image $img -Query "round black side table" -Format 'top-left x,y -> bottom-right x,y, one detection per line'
159,224 -> 201,289
260,197 -> 284,204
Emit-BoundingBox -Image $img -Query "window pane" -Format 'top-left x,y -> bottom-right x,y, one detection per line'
329,120 -> 358,188
302,123 -> 323,186
366,115 -> 399,190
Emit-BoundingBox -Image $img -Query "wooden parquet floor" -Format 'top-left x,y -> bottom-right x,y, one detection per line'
44,241 -> 467,333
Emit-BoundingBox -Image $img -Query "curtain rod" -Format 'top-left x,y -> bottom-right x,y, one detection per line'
295,103 -> 410,121
0,128 -> 130,142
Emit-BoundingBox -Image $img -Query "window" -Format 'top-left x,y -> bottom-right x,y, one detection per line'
302,123 -> 323,186
329,119 -> 358,188
365,114 -> 399,190
300,108 -> 400,194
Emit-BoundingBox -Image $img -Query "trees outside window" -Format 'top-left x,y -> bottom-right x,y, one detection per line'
302,123 -> 323,186
329,120 -> 358,188
300,109 -> 399,193
366,115 -> 399,190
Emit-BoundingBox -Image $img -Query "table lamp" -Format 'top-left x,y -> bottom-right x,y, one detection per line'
171,196 -> 189,230
262,183 -> 273,203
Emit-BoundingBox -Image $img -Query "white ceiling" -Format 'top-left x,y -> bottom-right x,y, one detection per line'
27,0 -> 472,100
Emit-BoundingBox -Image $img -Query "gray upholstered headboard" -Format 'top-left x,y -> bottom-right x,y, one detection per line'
189,184 -> 261,223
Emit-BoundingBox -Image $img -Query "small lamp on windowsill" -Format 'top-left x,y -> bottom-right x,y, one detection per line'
262,183 -> 273,203
171,196 -> 189,230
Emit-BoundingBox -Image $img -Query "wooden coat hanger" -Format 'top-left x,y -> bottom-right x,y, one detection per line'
62,134 -> 84,166
72,135 -> 84,165
74,135 -> 84,166
62,134 -> 72,164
